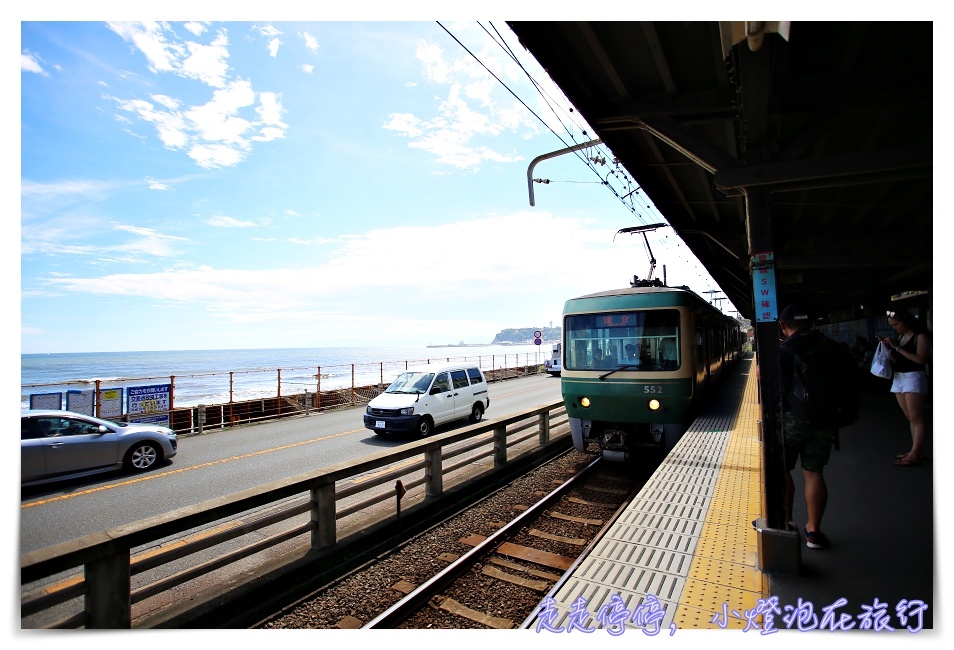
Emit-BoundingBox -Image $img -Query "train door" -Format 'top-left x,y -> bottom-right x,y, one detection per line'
694,317 -> 708,388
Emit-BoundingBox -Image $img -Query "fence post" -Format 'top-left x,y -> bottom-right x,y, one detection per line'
85,551 -> 131,628
538,410 -> 550,444
305,389 -> 311,415
198,404 -> 206,434
277,369 -> 282,417
311,481 -> 336,549
351,365 -> 356,406
493,424 -> 507,468
425,447 -> 443,497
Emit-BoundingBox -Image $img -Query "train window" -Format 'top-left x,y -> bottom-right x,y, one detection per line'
565,310 -> 680,371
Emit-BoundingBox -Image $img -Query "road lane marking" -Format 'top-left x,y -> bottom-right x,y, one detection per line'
21,381 -> 559,509
21,428 -> 364,509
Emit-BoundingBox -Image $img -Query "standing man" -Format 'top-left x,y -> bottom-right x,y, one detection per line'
778,304 -> 835,549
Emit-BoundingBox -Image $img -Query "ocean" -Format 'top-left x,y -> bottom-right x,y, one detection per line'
20,344 -> 551,411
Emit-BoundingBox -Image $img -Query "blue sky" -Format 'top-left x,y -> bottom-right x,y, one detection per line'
19,16 -> 744,355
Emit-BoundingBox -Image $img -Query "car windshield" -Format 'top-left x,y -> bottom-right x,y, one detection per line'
385,371 -> 434,394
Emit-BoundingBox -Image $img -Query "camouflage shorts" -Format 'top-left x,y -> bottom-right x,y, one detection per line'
783,411 -> 835,473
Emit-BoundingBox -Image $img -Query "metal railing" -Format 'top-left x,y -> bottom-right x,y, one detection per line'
22,355 -> 547,434
21,400 -> 569,629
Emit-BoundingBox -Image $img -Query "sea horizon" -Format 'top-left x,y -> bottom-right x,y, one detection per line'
21,343 -> 553,411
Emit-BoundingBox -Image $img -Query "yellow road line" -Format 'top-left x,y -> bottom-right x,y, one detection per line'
22,428 -> 363,509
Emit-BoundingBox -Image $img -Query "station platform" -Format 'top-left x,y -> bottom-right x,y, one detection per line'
528,352 -> 936,635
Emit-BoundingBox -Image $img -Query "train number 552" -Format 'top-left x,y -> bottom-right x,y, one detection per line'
643,385 -> 664,394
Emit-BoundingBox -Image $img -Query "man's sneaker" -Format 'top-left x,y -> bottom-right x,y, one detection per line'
804,528 -> 829,549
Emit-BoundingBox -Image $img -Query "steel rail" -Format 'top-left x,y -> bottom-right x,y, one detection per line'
362,455 -> 603,628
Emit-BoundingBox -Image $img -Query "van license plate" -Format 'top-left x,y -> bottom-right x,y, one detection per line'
375,420 -> 385,428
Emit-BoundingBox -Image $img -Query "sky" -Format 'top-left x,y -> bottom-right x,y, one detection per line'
16,15 -> 746,356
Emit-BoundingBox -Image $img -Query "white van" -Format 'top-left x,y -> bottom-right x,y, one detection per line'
363,362 -> 490,436
545,343 -> 562,376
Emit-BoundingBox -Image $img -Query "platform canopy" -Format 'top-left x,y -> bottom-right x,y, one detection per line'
507,21 -> 933,322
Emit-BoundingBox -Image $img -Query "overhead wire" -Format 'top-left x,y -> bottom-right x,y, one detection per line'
438,21 -> 651,227
438,21 -> 730,310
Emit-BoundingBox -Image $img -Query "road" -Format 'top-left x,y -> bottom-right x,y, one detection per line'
20,373 -> 563,555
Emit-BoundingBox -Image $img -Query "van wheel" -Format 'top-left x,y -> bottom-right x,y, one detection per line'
417,417 -> 433,437
469,403 -> 484,423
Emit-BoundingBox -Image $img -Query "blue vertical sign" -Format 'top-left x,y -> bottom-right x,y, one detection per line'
751,252 -> 778,322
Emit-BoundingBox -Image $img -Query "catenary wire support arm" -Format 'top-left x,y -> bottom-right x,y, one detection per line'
527,139 -> 602,206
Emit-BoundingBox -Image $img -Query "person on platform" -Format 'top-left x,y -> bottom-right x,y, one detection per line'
778,304 -> 835,550
882,309 -> 932,466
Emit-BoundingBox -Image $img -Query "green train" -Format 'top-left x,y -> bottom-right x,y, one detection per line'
561,284 -> 745,461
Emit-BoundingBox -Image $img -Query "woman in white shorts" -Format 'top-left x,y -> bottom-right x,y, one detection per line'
882,309 -> 932,466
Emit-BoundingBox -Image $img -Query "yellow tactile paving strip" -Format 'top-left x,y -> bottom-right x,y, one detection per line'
523,355 -> 765,633
673,357 -> 764,629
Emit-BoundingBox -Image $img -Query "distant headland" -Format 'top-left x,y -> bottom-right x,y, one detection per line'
426,326 -> 562,348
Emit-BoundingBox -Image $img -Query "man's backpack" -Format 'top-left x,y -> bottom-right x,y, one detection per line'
789,335 -> 862,430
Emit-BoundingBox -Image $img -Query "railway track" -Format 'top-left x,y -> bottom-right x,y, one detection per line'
258,448 -> 654,630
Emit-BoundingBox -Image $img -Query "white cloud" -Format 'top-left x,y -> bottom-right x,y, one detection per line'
300,64 -> 314,74
179,30 -> 231,88
187,142 -> 247,168
22,50 -> 47,75
105,22 -> 287,169
107,21 -> 182,74
255,91 -> 287,128
255,24 -> 282,39
107,21 -> 230,87
267,38 -> 281,58
184,22 -> 207,37
151,94 -> 180,110
205,216 -> 259,228
40,212 -> 622,329
300,32 -> 319,54
186,80 -> 256,144
113,225 -> 188,240
383,36 -> 537,171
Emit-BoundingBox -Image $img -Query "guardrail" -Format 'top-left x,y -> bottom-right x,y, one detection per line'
23,358 -> 547,434
21,400 -> 570,629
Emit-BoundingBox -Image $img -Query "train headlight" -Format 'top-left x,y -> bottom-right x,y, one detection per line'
648,399 -> 661,411
580,397 -> 591,408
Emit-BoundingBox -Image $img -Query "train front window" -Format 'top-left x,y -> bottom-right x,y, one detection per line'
565,310 -> 680,371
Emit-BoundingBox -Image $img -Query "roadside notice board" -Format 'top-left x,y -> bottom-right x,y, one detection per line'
29,393 -> 62,410
66,390 -> 95,415
99,388 -> 124,419
128,384 -> 171,427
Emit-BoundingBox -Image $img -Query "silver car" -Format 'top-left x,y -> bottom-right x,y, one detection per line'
21,410 -> 178,486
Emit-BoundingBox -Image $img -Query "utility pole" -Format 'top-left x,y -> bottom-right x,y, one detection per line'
703,290 -> 724,306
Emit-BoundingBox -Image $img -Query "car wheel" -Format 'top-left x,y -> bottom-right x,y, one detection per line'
125,442 -> 161,471
470,403 -> 484,423
417,417 -> 433,437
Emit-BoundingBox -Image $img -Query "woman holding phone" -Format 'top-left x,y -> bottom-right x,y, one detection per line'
882,309 -> 932,466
